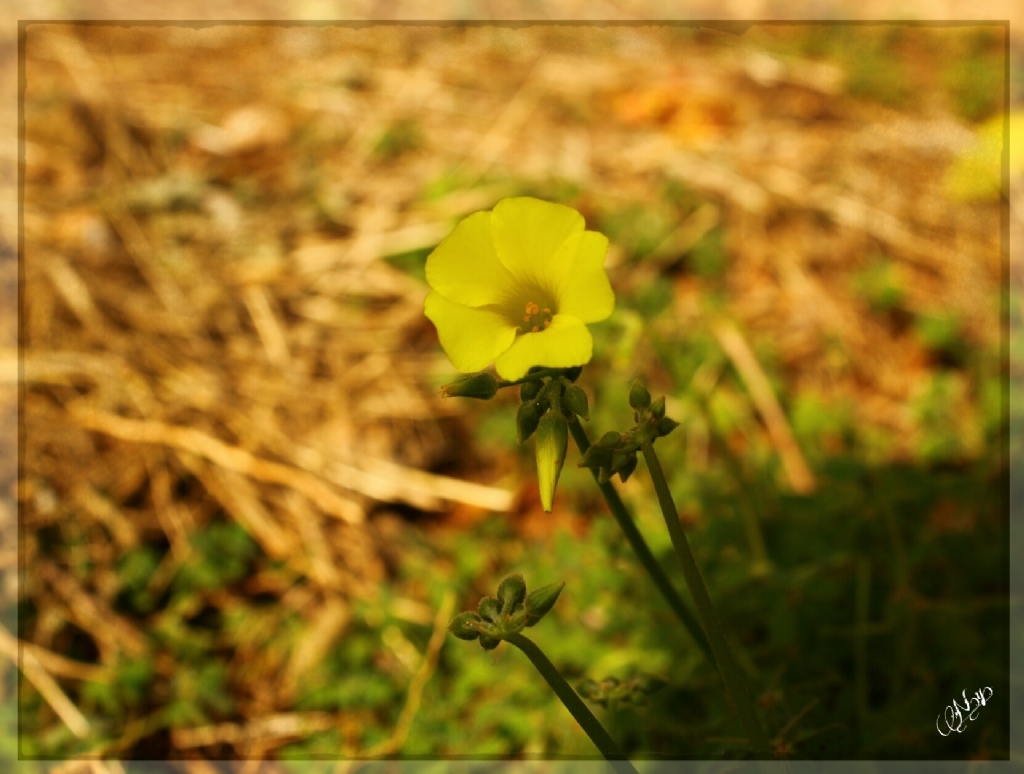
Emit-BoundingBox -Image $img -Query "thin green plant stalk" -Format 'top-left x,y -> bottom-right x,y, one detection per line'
638,437 -> 773,757
507,633 -> 639,773
568,418 -> 716,665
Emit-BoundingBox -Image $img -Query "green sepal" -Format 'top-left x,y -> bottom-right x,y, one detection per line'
597,431 -> 622,449
628,378 -> 652,410
477,596 -> 501,623
497,573 -> 527,615
448,611 -> 482,641
442,372 -> 499,400
561,383 -> 589,421
516,401 -> 541,445
479,634 -> 501,651
524,581 -> 565,626
563,365 -> 583,382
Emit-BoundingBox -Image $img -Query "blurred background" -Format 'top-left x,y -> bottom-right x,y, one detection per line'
3,12 -> 1019,768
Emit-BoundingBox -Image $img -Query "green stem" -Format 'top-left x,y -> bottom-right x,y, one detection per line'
507,633 -> 638,772
638,437 -> 773,757
497,367 -> 567,389
568,419 -> 715,665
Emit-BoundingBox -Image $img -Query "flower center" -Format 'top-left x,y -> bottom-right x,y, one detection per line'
521,301 -> 553,334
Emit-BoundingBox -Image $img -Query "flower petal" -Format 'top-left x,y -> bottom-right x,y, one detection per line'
557,230 -> 614,323
494,314 -> 592,380
425,211 -> 519,307
490,198 -> 584,297
425,291 -> 518,372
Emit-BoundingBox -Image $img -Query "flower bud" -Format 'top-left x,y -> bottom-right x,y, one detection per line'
562,384 -> 589,421
653,416 -> 680,438
520,380 -> 542,402
477,596 -> 501,623
442,372 -> 499,400
524,581 -> 565,626
629,378 -> 652,410
597,431 -> 622,449
577,678 -> 602,702
610,450 -> 629,474
650,396 -> 666,419
579,443 -> 613,470
497,573 -> 527,615
516,401 -> 541,445
633,672 -> 668,695
535,412 -> 568,513
479,634 -> 501,651
617,452 -> 638,483
448,611 -> 482,641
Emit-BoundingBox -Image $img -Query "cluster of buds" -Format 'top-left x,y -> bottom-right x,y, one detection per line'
448,573 -> 565,651
577,673 -> 668,708
515,367 -> 588,513
578,379 -> 679,484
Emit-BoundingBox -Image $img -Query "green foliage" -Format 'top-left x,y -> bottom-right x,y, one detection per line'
383,246 -> 432,284
853,257 -> 904,312
687,227 -> 727,279
943,55 -> 1003,122
372,118 -> 422,161
173,519 -> 259,593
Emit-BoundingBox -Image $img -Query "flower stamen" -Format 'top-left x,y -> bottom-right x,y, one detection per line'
520,301 -> 554,334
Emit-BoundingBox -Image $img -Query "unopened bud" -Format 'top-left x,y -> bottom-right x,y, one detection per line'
497,573 -> 526,615
650,396 -> 666,420
597,431 -> 622,449
520,380 -> 542,402
617,452 -> 638,483
653,416 -> 680,438
628,379 -> 651,410
535,412 -> 568,513
562,384 -> 589,421
477,596 -> 501,623
448,611 -> 482,641
579,443 -> 613,469
479,634 -> 501,651
524,581 -> 565,626
517,401 -> 542,444
442,372 -> 499,400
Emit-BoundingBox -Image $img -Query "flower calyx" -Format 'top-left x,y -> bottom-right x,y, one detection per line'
447,573 -> 565,651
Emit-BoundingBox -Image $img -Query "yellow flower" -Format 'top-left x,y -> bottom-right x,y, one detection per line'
424,197 -> 615,380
